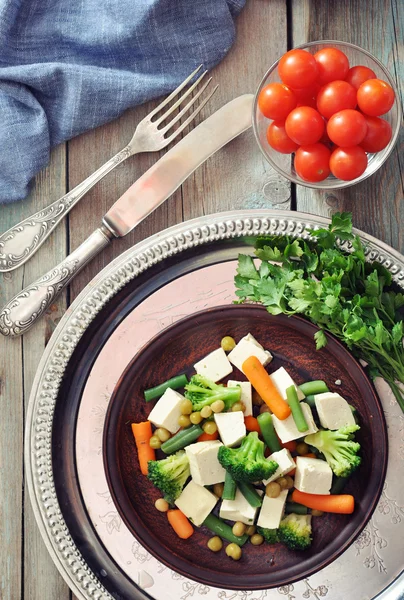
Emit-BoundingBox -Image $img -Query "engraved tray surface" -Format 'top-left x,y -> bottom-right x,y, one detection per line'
25,210 -> 404,600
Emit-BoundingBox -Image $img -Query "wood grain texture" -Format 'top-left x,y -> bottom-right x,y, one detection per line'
291,0 -> 404,251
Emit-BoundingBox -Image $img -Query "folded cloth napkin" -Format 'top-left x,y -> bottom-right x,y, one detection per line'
0,0 -> 246,204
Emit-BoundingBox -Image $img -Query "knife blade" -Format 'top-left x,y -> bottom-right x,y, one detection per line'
103,94 -> 253,237
0,94 -> 254,337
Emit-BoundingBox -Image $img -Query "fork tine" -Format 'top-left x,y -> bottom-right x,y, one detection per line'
163,84 -> 219,145
154,70 -> 208,127
147,65 -> 203,119
160,77 -> 213,135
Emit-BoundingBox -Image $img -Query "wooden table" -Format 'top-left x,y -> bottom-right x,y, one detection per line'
0,1 -> 402,598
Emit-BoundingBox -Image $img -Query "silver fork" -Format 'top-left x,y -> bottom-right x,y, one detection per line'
0,65 -> 217,272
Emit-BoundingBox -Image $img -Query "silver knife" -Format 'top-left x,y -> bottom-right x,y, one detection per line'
0,94 -> 253,337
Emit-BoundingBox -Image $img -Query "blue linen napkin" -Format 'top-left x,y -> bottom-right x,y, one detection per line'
0,0 -> 246,204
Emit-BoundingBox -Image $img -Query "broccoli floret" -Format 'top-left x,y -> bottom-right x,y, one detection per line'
278,513 -> 312,551
304,425 -> 361,478
257,526 -> 279,544
147,450 -> 190,504
184,374 -> 241,412
218,431 -> 278,483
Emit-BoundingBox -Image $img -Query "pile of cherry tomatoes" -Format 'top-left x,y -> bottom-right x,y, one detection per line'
258,47 -> 396,183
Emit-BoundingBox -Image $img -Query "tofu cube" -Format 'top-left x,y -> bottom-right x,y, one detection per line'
220,487 -> 261,525
227,380 -> 253,416
175,480 -> 218,526
147,388 -> 185,434
194,347 -> 233,382
263,448 -> 295,485
227,333 -> 273,373
185,441 -> 226,486
272,402 -> 318,443
314,392 -> 356,430
269,367 -> 305,400
257,489 -> 288,530
214,411 -> 246,447
294,457 -> 333,495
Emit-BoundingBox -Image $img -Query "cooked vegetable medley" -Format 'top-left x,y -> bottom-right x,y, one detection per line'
132,327 -> 361,560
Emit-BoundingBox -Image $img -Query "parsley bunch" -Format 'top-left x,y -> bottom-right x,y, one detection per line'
235,212 -> 404,412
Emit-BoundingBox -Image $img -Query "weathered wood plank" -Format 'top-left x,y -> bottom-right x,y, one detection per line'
181,0 -> 290,220
0,143 -> 70,599
291,0 -> 404,251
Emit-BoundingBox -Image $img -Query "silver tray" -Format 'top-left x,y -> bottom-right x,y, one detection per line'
25,210 -> 404,600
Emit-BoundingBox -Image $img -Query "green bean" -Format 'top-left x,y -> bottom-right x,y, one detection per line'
144,374 -> 188,402
202,514 -> 249,546
257,412 -> 282,453
238,481 -> 262,508
304,394 -> 316,409
330,476 -> 349,495
160,424 -> 203,454
222,471 -> 237,501
299,380 -> 329,396
285,502 -> 308,515
286,385 -> 308,433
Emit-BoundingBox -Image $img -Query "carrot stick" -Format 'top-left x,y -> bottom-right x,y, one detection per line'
301,453 -> 317,458
292,489 -> 355,514
167,509 -> 194,539
242,356 -> 291,420
131,421 -> 155,475
198,431 -> 219,442
244,415 -> 261,433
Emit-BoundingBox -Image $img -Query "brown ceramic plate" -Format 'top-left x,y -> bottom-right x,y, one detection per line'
103,304 -> 387,590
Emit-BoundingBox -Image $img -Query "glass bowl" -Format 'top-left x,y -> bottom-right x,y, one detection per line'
252,40 -> 402,189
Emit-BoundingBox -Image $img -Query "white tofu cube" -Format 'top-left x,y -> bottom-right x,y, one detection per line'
294,457 -> 333,495
314,392 -> 356,430
174,480 -> 217,526
148,388 -> 185,434
269,367 -> 305,400
257,489 -> 288,529
227,333 -> 273,373
272,402 -> 318,443
194,347 -> 233,382
219,487 -> 260,525
214,411 -> 246,447
227,380 -> 253,416
185,441 -> 226,486
263,448 -> 295,485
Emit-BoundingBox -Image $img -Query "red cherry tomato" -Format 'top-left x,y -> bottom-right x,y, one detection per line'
327,109 -> 368,147
316,80 -> 357,119
291,86 -> 319,108
345,65 -> 377,90
266,121 -> 299,153
258,83 -> 297,120
360,115 -> 392,153
357,79 -> 395,116
329,146 -> 368,180
285,107 -> 325,145
314,47 -> 350,85
278,49 -> 319,89
294,143 -> 331,182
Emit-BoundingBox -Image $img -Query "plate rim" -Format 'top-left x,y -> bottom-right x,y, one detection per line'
24,209 -> 404,600
102,303 -> 387,591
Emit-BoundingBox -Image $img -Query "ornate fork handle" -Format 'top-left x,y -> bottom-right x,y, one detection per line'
0,146 -> 131,272
0,226 -> 113,337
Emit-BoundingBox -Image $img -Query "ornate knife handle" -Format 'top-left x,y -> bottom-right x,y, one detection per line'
0,226 -> 113,337
0,146 -> 131,273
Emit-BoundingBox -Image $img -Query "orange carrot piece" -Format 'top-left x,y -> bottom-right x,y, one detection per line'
198,431 -> 219,442
281,440 -> 297,452
244,415 -> 261,433
242,356 -> 291,420
292,489 -> 355,514
167,509 -> 194,539
301,453 -> 317,458
131,421 -> 155,475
